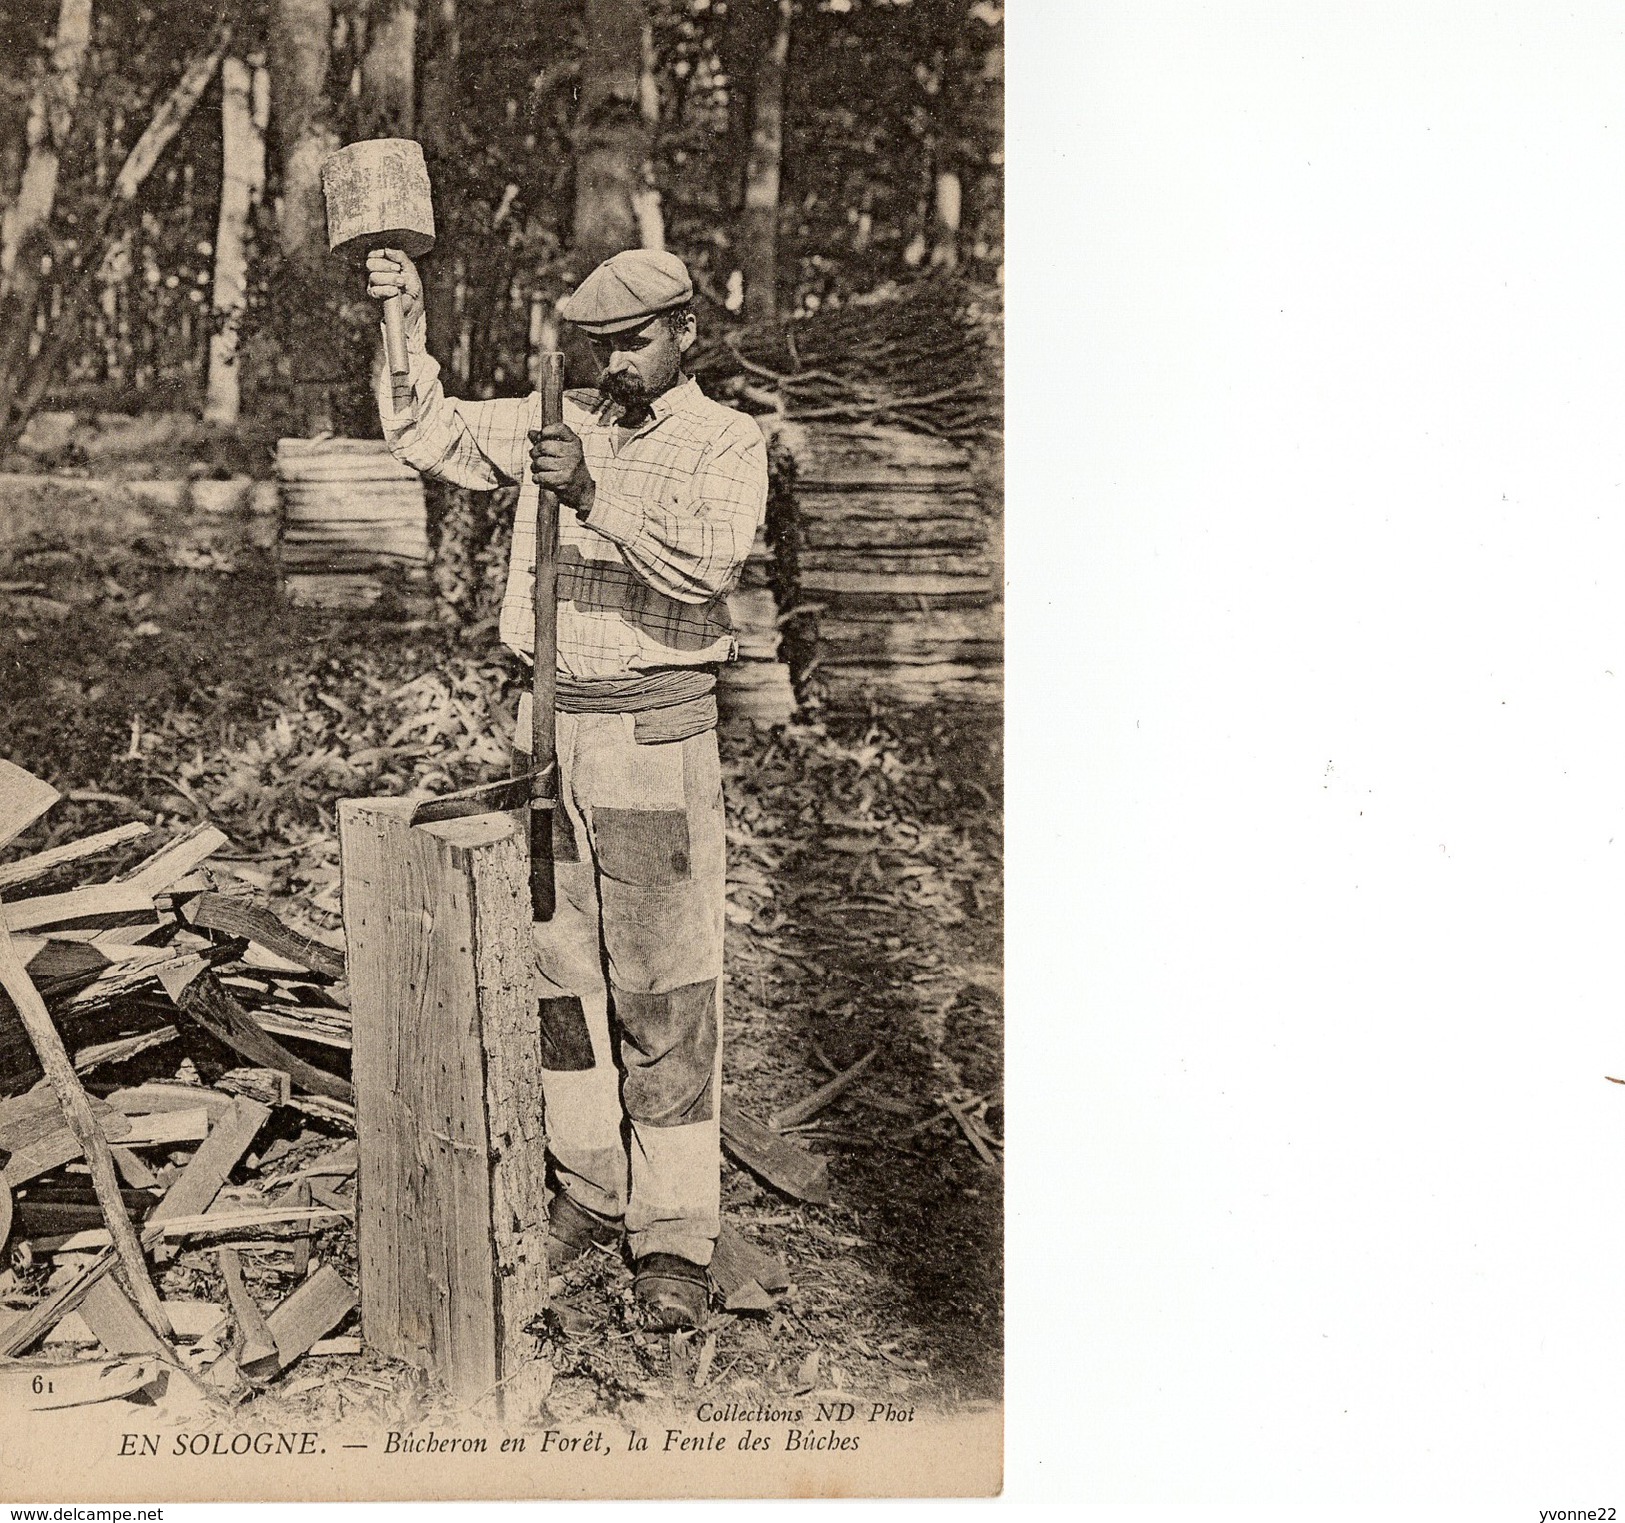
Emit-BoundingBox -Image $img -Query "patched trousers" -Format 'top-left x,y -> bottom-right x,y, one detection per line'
525,707 -> 726,1266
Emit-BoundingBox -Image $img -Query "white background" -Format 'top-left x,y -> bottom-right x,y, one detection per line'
1014,0 -> 1625,1512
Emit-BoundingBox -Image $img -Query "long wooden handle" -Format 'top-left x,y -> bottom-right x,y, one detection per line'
529,352 -> 566,922
0,914 -> 172,1339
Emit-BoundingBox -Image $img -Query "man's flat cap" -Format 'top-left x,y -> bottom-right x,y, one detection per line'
561,249 -> 695,335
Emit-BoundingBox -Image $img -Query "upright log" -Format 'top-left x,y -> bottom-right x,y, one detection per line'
337,798 -> 546,1402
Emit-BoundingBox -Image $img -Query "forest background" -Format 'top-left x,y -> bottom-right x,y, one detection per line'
0,0 -> 1003,450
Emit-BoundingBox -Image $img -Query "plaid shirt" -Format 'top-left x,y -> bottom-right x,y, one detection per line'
376,323 -> 768,676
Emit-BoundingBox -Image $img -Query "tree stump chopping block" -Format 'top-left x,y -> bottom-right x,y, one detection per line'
337,798 -> 547,1402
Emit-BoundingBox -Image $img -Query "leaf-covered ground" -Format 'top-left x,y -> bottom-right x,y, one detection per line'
0,499 -> 1002,1425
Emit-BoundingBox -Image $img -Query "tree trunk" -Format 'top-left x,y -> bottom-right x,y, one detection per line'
3,33 -> 229,440
738,0 -> 790,324
0,97 -> 28,230
0,0 -> 94,422
0,0 -> 93,282
361,0 -> 416,138
416,0 -> 459,365
268,0 -> 339,432
268,0 -> 338,264
204,56 -> 270,424
567,0 -> 651,384
926,29 -> 964,273
930,166 -> 960,272
631,15 -> 663,251
969,35 -> 1001,273
573,0 -> 649,276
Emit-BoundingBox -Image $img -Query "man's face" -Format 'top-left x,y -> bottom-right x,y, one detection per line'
590,312 -> 694,410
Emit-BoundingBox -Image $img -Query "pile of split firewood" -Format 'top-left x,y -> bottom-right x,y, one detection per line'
0,754 -> 858,1411
0,759 -> 360,1414
768,421 -> 1002,711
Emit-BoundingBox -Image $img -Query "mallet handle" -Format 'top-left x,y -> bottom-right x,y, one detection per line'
529,352 -> 566,922
381,293 -> 411,411
381,293 -> 410,375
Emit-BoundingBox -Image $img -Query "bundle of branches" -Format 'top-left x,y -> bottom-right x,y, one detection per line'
687,276 -> 1002,446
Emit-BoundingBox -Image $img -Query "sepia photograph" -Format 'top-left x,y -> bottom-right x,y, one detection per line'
0,0 -> 1004,1501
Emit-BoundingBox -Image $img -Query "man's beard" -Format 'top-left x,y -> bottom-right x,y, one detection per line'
597,368 -> 652,410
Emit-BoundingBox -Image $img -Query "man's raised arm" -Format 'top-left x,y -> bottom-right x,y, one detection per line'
367,247 -> 530,489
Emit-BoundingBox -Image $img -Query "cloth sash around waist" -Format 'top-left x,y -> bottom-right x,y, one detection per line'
528,666 -> 719,744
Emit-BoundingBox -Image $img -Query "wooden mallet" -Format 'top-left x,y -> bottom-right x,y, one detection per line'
321,138 -> 435,412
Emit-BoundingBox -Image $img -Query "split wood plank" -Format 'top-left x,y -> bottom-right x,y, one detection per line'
253,1010 -> 352,1050
0,1245 -> 118,1356
1,1106 -> 133,1189
216,1067 -> 291,1109
75,1278 -> 208,1400
216,1246 -> 277,1372
0,1083 -> 126,1153
272,1141 -> 357,1184
181,891 -> 345,979
64,944 -> 218,1010
264,1264 -> 358,1373
113,824 -> 229,893
0,761 -> 59,852
288,1181 -> 313,1278
11,1193 -> 156,1240
2,883 -> 155,934
47,1205 -> 350,1253
75,1025 -> 179,1074
47,1299 -> 224,1346
306,1178 -> 351,1213
720,1096 -> 831,1205
109,1146 -> 158,1190
116,1109 -> 211,1147
88,921 -> 169,949
0,915 -> 171,1339
770,1046 -> 879,1132
288,1094 -> 355,1129
78,1275 -> 171,1356
105,1082 -> 236,1120
0,822 -> 150,891
161,962 -> 353,1103
710,1222 -> 791,1304
145,1096 -> 269,1262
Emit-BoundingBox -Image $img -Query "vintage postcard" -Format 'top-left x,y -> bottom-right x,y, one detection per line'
0,0 -> 1005,1501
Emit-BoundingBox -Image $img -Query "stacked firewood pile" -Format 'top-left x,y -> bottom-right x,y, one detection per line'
717,516 -> 796,727
0,760 -> 360,1412
275,439 -> 430,615
687,278 -> 1002,713
688,276 -> 1001,447
768,422 -> 1001,711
